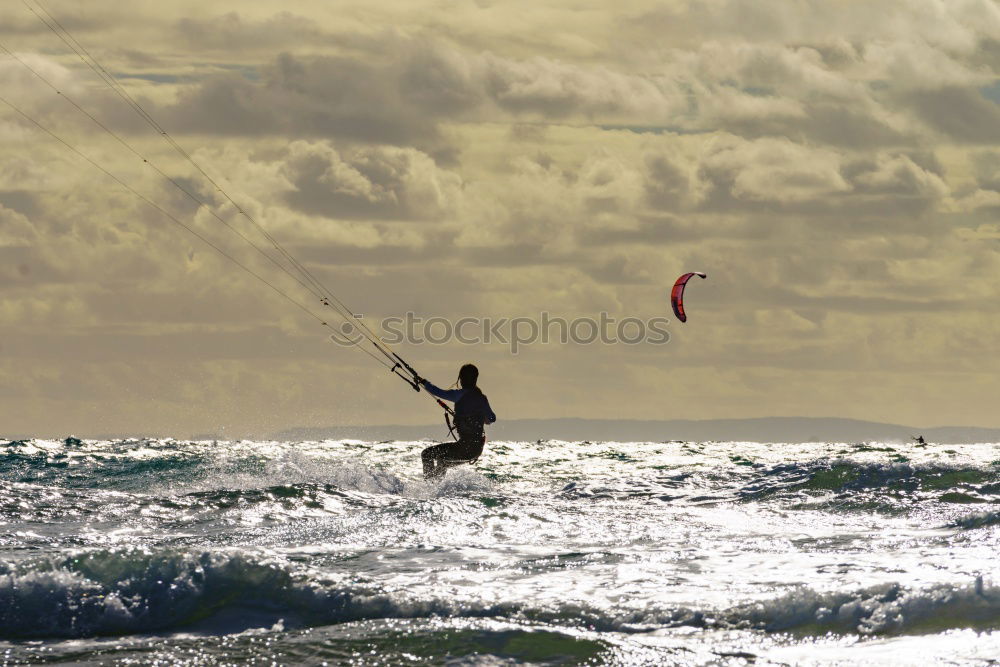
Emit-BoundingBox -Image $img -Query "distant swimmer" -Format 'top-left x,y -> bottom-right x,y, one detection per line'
417,363 -> 496,480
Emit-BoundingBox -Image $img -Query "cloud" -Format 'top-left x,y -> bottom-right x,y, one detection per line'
0,6 -> 106,39
901,86 -> 1000,143
643,152 -> 693,210
281,140 -> 462,220
0,53 -> 89,123
697,137 -> 850,205
481,52 -> 681,119
55,13 -> 988,158
158,37 -> 689,144
972,149 -> 1000,189
590,253 -> 654,284
575,152 -> 645,213
957,189 -> 1000,211
699,87 -> 807,126
628,0 -> 1000,53
5,0 -> 1000,433
666,42 -> 920,146
173,12 -> 328,52
862,39 -> 994,91
0,201 -> 37,247
687,135 -> 951,219
163,51 -> 442,145
846,153 -> 949,198
957,222 -> 1000,239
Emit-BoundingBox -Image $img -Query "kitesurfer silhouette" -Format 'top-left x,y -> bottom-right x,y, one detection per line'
417,363 -> 496,479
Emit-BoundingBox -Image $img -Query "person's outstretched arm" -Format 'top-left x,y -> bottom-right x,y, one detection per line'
421,379 -> 464,402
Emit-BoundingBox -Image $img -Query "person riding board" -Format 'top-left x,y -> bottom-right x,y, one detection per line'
417,363 -> 496,479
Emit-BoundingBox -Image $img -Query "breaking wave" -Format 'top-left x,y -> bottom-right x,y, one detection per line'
720,578 -> 1000,636
738,460 -> 1000,504
3,548 -> 998,640
950,510 -> 1000,530
553,460 -> 1000,508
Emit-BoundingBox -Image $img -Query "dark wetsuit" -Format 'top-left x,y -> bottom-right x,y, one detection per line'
420,380 -> 496,479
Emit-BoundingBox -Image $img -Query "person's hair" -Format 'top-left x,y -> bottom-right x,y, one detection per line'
457,363 -> 483,395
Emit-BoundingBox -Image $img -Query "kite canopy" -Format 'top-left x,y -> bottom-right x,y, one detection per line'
670,272 -> 707,323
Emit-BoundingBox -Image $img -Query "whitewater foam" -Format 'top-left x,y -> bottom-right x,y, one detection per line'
2,437 -> 999,664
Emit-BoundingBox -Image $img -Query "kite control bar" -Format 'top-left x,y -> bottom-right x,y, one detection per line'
391,351 -> 423,391
382,346 -> 457,439
389,362 -> 420,391
392,352 -> 455,415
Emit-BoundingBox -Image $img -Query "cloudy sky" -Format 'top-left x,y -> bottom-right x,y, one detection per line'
2,0 -> 1000,438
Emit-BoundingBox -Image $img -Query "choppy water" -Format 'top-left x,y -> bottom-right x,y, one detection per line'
2,437 -> 1000,665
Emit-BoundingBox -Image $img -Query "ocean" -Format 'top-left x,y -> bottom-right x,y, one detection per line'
1,437 -> 999,665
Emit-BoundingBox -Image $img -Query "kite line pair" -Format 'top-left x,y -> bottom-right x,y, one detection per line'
1,0 -> 447,419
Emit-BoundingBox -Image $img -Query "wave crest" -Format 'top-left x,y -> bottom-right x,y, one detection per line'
3,548 -> 997,640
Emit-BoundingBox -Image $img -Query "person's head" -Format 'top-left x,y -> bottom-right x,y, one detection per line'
458,363 -> 479,389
